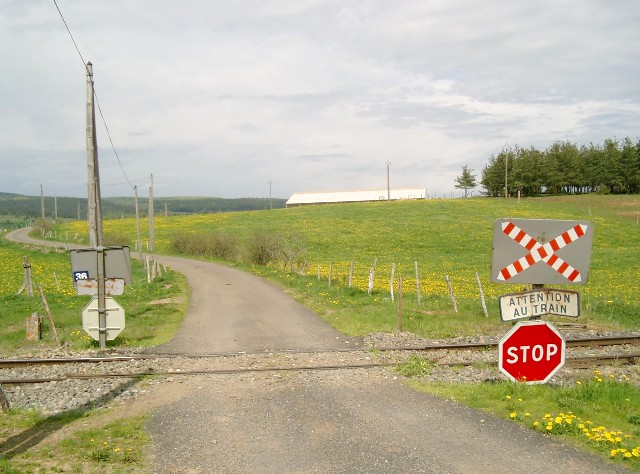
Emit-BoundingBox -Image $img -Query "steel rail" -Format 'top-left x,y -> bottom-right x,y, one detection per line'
1,353 -> 638,386
1,335 -> 638,369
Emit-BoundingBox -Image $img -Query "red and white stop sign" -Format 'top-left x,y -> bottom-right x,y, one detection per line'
499,320 -> 565,384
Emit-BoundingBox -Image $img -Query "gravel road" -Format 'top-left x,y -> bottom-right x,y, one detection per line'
3,228 -> 635,473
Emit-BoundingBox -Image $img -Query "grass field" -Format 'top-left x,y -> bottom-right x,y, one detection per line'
0,238 -> 189,352
54,194 -> 640,335
2,194 -> 639,471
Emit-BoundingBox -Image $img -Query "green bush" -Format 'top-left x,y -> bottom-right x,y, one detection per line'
170,232 -> 239,260
245,232 -> 280,266
102,231 -> 132,247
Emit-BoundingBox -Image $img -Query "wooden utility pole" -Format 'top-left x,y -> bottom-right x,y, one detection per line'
40,185 -> 45,222
386,161 -> 391,200
86,61 -> 103,247
148,174 -> 155,252
54,195 -> 58,224
134,185 -> 142,260
22,256 -> 34,297
504,153 -> 509,199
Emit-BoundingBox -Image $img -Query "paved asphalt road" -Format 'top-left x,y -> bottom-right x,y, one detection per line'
152,255 -> 360,355
6,229 -> 630,473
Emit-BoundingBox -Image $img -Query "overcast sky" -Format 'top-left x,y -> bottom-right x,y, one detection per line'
1,1 -> 639,199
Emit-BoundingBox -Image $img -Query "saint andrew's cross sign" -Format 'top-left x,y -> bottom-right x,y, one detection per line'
491,219 -> 594,285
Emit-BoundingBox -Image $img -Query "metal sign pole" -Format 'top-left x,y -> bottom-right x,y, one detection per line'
97,246 -> 107,349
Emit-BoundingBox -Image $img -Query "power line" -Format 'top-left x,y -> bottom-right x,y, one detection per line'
52,0 -> 135,191
52,0 -> 86,65
51,177 -> 150,194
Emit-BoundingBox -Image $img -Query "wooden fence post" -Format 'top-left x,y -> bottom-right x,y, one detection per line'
445,275 -> 458,314
389,263 -> 395,303
414,261 -> 421,304
476,272 -> 488,317
38,286 -> 61,346
26,312 -> 42,341
396,276 -> 403,333
23,256 -> 34,297
328,262 -> 333,287
367,267 -> 375,295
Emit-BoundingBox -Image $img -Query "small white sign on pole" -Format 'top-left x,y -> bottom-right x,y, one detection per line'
76,278 -> 125,296
499,289 -> 580,322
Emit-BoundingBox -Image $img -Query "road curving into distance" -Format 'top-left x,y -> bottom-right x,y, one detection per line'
4,228 -> 630,473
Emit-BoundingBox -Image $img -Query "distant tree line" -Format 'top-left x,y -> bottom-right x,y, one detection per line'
0,193 -> 286,221
480,137 -> 640,197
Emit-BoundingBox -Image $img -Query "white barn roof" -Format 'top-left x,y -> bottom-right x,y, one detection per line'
286,188 -> 426,207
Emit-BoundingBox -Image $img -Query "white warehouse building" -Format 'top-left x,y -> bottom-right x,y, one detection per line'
285,188 -> 427,207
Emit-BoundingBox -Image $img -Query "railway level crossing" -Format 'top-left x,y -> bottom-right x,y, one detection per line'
491,219 -> 593,384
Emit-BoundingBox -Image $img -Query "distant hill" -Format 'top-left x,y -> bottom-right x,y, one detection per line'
0,193 -> 286,221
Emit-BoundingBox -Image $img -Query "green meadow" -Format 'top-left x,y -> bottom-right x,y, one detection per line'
54,193 -> 640,337
2,194 -> 639,471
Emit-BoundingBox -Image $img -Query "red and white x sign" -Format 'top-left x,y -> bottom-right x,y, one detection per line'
498,221 -> 587,281
491,219 -> 593,285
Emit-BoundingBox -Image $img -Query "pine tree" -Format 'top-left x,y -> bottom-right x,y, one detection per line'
454,165 -> 478,198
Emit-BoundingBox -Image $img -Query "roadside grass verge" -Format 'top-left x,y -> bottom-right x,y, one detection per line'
252,264 -> 506,338
0,408 -> 149,473
404,367 -> 640,471
0,237 -> 184,472
0,238 -> 189,353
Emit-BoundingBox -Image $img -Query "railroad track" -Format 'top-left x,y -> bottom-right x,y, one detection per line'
1,334 -> 638,386
1,334 -> 638,368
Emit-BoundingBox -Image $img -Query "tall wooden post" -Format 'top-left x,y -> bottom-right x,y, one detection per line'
504,153 -> 509,199
96,247 -> 107,349
148,174 -> 155,252
134,185 -> 142,260
86,62 -> 103,247
386,161 -> 391,200
40,185 -> 45,222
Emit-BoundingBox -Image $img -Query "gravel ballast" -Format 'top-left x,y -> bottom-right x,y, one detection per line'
2,330 -> 639,417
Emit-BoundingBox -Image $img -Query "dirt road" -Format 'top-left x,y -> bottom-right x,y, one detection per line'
153,256 -> 360,355
5,228 -> 629,473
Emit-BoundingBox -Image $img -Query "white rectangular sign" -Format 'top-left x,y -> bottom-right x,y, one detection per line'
499,289 -> 580,321
76,278 -> 126,296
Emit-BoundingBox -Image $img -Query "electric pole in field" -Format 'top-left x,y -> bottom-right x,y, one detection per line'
86,61 -> 103,246
148,174 -> 155,252
134,185 -> 142,260
85,61 -> 107,349
40,185 -> 45,222
386,161 -> 391,200
504,152 -> 509,199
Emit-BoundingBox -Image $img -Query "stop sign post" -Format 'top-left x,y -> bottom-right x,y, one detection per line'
499,320 -> 565,384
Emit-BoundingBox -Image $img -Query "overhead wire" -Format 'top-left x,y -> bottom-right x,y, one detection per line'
52,0 -> 137,191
